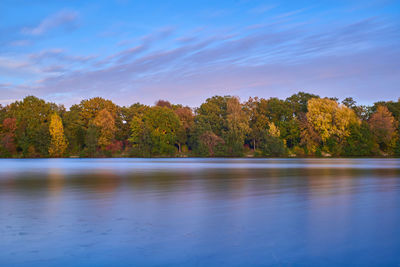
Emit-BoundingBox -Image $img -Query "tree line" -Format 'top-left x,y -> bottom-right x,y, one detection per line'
0,92 -> 399,158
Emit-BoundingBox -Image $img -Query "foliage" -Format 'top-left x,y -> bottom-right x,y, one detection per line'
7,96 -> 61,157
260,135 -> 286,157
1,118 -> 17,157
342,122 -> 376,156
49,113 -> 68,157
0,92 -> 399,158
85,124 -> 99,157
226,97 -> 249,156
199,131 -> 225,157
130,106 -> 181,156
93,109 -> 116,150
305,98 -> 359,154
368,105 -> 398,153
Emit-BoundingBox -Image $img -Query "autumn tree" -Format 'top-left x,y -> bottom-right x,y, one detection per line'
49,113 -> 68,157
199,131 -> 224,157
155,100 -> 172,109
369,105 -> 398,153
8,96 -> 61,157
306,98 -> 359,154
1,118 -> 17,156
93,109 -> 116,150
79,97 -> 118,124
175,106 -> 194,153
299,114 -> 321,155
78,97 -> 122,142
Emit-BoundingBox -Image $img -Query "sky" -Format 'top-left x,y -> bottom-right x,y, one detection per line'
0,0 -> 399,108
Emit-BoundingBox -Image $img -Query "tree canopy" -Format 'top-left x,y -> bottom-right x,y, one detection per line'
0,93 -> 398,158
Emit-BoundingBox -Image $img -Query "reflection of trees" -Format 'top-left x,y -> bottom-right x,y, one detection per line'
1,167 -> 399,197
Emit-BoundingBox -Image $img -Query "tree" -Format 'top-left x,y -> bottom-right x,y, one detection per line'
85,124 -> 99,157
63,104 -> 85,154
130,106 -> 181,156
306,98 -> 359,152
369,105 -> 398,153
155,100 -> 172,109
93,109 -> 116,150
191,96 -> 230,155
174,107 -> 194,153
48,113 -> 68,157
1,118 -> 17,156
260,135 -> 286,157
195,96 -> 229,137
259,122 -> 286,157
286,92 -> 319,115
342,97 -> 356,108
299,114 -> 321,155
78,97 -> 121,142
226,97 -> 249,155
244,97 -> 266,151
199,131 -> 224,157
8,96 -> 60,157
267,122 -> 280,137
342,122 -> 376,156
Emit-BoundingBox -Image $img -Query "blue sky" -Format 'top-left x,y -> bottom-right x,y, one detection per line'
0,0 -> 399,107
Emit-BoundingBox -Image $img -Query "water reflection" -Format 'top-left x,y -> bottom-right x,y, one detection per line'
0,159 -> 399,266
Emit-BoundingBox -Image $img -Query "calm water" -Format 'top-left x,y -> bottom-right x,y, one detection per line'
0,158 -> 399,266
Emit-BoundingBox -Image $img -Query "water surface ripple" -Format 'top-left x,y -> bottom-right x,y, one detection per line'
0,158 -> 399,266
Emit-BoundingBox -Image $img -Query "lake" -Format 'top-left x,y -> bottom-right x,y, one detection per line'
0,158 -> 399,266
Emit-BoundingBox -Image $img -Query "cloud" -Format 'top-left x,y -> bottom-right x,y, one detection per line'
22,10 -> 78,36
1,6 -> 399,107
0,56 -> 41,78
29,49 -> 94,64
248,5 -> 275,14
9,40 -> 31,47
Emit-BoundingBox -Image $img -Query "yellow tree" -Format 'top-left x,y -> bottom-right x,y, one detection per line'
93,109 -> 116,150
267,122 -> 280,137
307,98 -> 359,142
305,98 -> 359,155
49,113 -> 68,157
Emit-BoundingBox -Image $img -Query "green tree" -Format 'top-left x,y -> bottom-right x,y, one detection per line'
342,122 -> 376,156
286,92 -> 319,115
259,122 -> 286,157
244,97 -> 267,151
8,96 -> 60,157
226,97 -> 249,155
85,124 -> 99,157
63,105 -> 85,155
130,106 -> 181,156
191,96 -> 230,155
